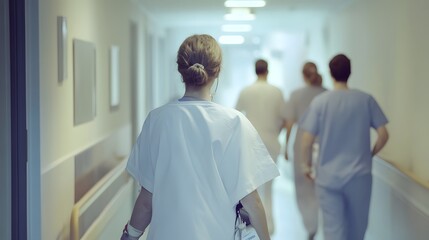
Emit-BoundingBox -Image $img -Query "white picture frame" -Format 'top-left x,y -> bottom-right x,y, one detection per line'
57,16 -> 67,82
109,46 -> 120,109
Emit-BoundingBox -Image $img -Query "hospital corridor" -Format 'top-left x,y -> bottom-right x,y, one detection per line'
2,0 -> 429,239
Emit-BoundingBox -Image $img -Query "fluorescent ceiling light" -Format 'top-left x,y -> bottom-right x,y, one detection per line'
224,0 -> 266,8
219,35 -> 245,45
224,7 -> 255,21
221,24 -> 252,32
224,13 -> 255,21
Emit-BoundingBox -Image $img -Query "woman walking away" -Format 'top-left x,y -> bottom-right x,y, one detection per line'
120,34 -> 279,240
285,62 -> 326,240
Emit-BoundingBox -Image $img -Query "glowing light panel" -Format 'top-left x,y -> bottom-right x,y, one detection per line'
221,24 -> 252,32
224,0 -> 266,8
219,35 -> 245,44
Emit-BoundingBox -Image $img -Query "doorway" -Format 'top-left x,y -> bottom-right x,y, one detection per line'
6,0 -> 41,239
9,0 -> 28,239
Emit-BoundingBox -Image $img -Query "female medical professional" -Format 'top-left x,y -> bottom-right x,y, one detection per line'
285,62 -> 326,240
120,34 -> 279,240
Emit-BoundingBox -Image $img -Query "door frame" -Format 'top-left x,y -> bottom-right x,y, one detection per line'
0,0 -> 11,238
9,0 -> 41,239
9,0 -> 28,238
25,0 -> 41,238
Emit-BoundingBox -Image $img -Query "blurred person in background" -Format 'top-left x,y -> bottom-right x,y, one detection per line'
235,59 -> 287,235
284,62 -> 326,240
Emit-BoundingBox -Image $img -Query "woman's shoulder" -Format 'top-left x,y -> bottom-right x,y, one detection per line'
149,101 -> 245,122
211,102 -> 246,119
206,103 -> 255,129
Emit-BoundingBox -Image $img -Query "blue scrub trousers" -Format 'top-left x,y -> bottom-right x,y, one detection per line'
317,174 -> 372,240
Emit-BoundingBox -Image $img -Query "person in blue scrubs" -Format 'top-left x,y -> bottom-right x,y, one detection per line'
299,54 -> 389,240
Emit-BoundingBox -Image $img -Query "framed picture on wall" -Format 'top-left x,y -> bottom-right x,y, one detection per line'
73,39 -> 96,126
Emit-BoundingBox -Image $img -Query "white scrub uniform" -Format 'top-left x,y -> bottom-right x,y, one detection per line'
236,80 -> 286,232
285,85 -> 326,235
127,99 -> 279,240
300,89 -> 388,240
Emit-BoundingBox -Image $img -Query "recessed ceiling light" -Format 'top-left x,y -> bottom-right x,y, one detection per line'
224,8 -> 255,21
219,35 -> 245,45
224,13 -> 255,21
221,24 -> 252,32
224,0 -> 266,8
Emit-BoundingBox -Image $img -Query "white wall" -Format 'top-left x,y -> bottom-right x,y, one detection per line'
368,158 -> 429,240
148,32 -> 170,108
143,22 -> 172,112
317,0 -> 429,182
39,0 -> 148,238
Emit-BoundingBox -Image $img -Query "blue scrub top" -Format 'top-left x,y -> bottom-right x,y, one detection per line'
299,89 -> 388,189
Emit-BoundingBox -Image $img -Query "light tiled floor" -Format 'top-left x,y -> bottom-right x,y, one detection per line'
270,158 -> 324,240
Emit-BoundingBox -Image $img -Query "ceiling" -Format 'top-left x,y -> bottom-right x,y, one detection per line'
140,0 -> 351,35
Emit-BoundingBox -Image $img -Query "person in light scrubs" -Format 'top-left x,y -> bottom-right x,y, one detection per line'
284,62 -> 326,240
121,34 -> 279,240
300,54 -> 389,240
235,59 -> 286,234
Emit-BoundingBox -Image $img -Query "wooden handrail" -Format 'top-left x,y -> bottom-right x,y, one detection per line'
70,159 -> 127,240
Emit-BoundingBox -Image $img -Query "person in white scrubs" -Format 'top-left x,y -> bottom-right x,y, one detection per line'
121,34 -> 279,240
300,54 -> 389,240
284,62 -> 326,240
235,59 -> 286,234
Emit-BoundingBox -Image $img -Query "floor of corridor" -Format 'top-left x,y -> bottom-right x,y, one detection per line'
271,158 -> 324,240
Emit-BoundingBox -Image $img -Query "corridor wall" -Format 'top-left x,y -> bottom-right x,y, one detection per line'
39,0 -> 147,239
323,0 -> 429,182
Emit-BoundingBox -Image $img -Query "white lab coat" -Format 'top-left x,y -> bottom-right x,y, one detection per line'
127,99 -> 279,240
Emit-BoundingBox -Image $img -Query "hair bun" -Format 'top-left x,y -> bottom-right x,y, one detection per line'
177,34 -> 222,87
190,63 -> 204,70
186,63 -> 208,86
